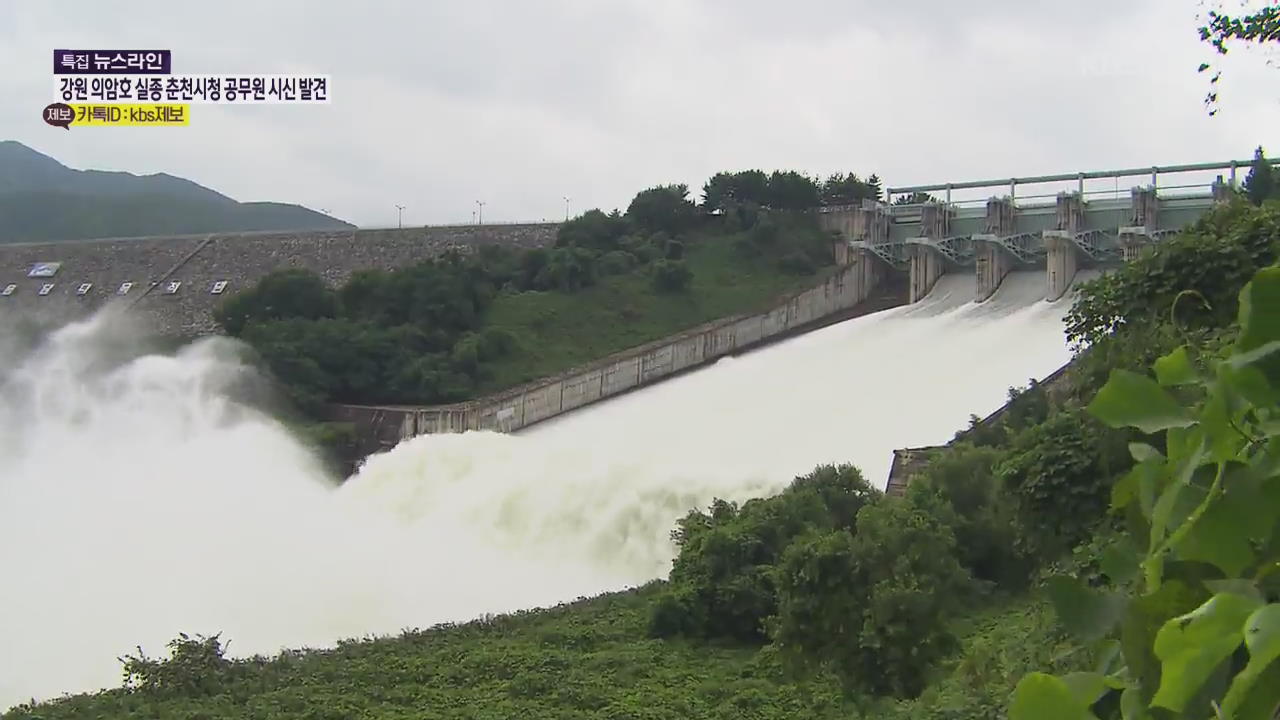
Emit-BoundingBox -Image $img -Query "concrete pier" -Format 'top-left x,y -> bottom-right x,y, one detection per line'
1044,232 -> 1078,301
1118,187 -> 1159,261
975,198 -> 1015,302
1044,193 -> 1084,301
826,201 -> 889,304
909,202 -> 948,303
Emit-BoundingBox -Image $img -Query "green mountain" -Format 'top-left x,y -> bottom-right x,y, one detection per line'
0,141 -> 355,243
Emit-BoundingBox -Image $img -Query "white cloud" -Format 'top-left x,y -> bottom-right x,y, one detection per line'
1,0 -> 1277,227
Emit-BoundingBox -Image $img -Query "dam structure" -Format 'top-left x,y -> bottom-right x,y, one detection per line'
336,159 -> 1262,453
1,159 -> 1268,707
818,159 -> 1258,307
0,223 -> 560,336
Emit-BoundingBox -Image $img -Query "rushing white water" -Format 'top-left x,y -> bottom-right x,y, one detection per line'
0,270 -> 1083,709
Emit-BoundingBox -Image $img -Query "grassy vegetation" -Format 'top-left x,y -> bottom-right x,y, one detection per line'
218,205 -> 838,413
477,231 -> 835,392
2,584 -> 1085,720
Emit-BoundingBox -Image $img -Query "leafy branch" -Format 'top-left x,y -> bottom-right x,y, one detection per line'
1011,265 -> 1280,720
1198,1 -> 1280,115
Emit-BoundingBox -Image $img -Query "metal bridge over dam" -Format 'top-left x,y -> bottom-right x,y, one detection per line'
817,159 -> 1264,305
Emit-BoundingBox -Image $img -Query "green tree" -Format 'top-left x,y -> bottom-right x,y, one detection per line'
626,185 -> 698,235
996,409 -> 1131,561
702,170 -> 770,212
555,208 -> 629,251
892,191 -> 935,205
214,269 -> 338,336
766,171 -> 822,211
907,444 -> 1029,587
650,259 -> 692,293
120,633 -> 232,698
820,172 -> 879,206
772,495 -> 968,699
1243,146 -> 1278,206
650,464 -> 877,642
865,174 -> 883,201
534,247 -> 599,292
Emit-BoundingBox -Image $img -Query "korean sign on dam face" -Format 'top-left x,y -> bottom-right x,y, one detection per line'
43,48 -> 330,130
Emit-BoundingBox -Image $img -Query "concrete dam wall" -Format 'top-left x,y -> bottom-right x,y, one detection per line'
331,258 -> 908,458
0,224 -> 559,335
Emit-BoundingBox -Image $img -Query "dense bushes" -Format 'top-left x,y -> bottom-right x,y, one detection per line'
772,497 -> 967,698
1064,200 -> 1280,348
996,409 -> 1132,560
906,444 -> 1029,589
649,464 -> 878,643
650,463 -> 968,699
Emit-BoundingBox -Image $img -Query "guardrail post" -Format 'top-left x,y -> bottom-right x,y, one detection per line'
1212,176 -> 1235,204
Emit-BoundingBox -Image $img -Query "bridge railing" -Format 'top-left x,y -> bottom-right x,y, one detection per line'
883,158 -> 1276,210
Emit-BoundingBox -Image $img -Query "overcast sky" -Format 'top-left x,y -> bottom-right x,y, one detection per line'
2,0 -> 1278,228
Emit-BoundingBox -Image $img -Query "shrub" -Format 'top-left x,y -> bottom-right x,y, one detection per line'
597,250 -> 638,275
772,495 -> 968,699
650,259 -> 692,293
996,409 -> 1131,561
908,444 -> 1030,588
215,269 -> 338,336
650,464 -> 878,642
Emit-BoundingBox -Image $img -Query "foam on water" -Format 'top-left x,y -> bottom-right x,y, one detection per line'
0,271 -> 1083,709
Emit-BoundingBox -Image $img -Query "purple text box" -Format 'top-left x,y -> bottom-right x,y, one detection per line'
53,50 -> 171,74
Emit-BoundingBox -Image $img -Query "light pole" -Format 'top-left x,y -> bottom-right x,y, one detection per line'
476,200 -> 485,225
563,196 -> 571,221
395,204 -> 405,229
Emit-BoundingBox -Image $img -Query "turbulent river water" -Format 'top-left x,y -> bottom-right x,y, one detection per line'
0,270 -> 1088,708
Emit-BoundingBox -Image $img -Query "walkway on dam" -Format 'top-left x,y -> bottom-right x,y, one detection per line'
818,158 -> 1273,304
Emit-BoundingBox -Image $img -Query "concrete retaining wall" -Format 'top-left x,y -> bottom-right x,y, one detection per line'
334,261 -> 908,457
882,359 -> 1077,495
0,224 -> 559,335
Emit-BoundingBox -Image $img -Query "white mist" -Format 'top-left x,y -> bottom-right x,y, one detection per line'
0,271 -> 1080,709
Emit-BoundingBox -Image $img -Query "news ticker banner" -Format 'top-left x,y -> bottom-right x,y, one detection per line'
44,49 -> 329,129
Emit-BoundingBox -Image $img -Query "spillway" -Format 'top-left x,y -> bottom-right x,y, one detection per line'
0,270 -> 1083,709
